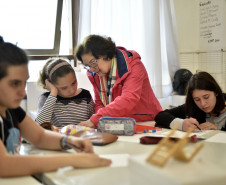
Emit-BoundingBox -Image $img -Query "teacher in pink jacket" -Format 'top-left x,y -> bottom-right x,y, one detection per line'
75,34 -> 162,128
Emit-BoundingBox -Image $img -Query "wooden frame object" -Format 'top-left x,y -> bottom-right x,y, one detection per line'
146,126 -> 204,167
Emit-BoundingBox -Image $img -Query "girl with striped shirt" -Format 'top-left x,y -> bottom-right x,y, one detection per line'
35,58 -> 94,128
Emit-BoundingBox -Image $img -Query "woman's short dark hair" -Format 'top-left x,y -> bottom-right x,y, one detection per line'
75,34 -> 116,63
38,57 -> 74,89
0,36 -> 28,79
185,72 -> 225,121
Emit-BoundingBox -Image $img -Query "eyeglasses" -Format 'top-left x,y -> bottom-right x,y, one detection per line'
84,60 -> 98,70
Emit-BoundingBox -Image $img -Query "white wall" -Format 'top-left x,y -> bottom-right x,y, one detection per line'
174,0 -> 199,52
174,0 -> 226,92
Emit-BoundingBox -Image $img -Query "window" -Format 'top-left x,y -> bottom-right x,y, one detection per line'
0,0 -> 63,55
0,0 -> 78,81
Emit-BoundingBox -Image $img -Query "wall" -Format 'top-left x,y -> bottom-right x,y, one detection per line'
174,0 -> 226,92
174,0 -> 199,52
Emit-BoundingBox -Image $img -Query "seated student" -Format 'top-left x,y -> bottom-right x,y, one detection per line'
35,57 -> 94,128
0,36 -> 111,177
172,68 -> 193,95
75,34 -> 162,128
155,71 -> 226,132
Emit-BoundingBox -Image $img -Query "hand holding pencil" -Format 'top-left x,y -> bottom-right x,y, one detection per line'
63,136 -> 112,168
182,118 -> 200,132
66,136 -> 94,153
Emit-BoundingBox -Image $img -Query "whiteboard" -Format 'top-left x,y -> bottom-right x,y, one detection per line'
199,0 -> 224,51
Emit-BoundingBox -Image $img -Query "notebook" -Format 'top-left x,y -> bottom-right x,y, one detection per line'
160,129 -> 219,139
205,133 -> 226,143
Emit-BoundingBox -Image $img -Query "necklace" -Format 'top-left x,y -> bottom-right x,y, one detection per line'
0,116 -> 4,142
0,110 -> 15,143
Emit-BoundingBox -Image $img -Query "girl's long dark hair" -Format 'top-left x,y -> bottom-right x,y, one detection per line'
185,72 -> 225,123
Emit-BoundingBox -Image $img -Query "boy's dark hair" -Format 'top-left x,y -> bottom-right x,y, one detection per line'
0,36 -> 28,79
173,69 -> 193,95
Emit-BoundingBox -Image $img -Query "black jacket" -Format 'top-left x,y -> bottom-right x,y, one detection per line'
155,104 -> 226,131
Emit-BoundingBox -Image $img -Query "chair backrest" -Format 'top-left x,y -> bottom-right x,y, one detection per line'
26,82 -> 45,112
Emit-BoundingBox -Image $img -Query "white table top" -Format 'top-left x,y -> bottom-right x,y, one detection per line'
0,176 -> 41,185
130,142 -> 226,185
21,136 -> 155,185
19,128 -> 226,185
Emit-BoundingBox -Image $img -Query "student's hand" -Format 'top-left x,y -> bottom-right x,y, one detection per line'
45,79 -> 58,97
199,122 -> 218,130
67,136 -> 94,153
71,153 -> 112,168
79,119 -> 96,128
182,118 -> 199,132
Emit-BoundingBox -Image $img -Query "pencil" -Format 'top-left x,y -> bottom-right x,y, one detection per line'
66,142 -> 84,151
193,123 -> 202,131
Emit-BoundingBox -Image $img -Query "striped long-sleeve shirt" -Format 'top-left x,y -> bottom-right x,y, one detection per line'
35,89 -> 94,128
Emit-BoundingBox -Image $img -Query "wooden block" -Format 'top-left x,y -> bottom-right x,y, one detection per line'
146,125 -> 204,167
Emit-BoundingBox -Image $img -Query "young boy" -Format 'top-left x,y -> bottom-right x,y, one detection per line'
0,36 -> 111,177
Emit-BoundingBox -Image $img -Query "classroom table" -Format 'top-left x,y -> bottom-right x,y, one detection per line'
19,126 -> 226,185
21,138 -> 154,185
0,176 -> 42,185
129,141 -> 226,185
